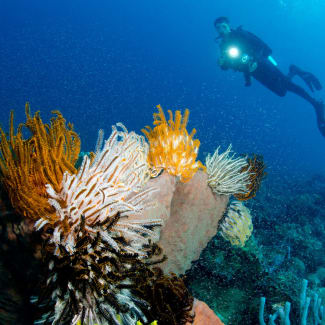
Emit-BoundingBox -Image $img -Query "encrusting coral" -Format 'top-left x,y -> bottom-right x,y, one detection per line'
219,200 -> 253,247
142,105 -> 205,182
206,144 -> 251,196
36,123 -> 161,257
0,103 -> 80,223
234,155 -> 266,201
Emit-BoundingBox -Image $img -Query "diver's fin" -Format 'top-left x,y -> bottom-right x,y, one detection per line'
288,64 -> 322,92
288,64 -> 302,79
301,71 -> 322,92
313,100 -> 325,138
307,73 -> 322,91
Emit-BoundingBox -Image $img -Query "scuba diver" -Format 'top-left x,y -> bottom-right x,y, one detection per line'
214,16 -> 325,137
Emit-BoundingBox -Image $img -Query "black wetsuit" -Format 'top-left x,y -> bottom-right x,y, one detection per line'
218,27 -> 325,137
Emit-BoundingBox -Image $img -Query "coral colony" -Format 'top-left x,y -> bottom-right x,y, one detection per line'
0,103 -> 265,324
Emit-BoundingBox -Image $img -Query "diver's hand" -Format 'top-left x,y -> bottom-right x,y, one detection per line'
244,71 -> 252,87
218,56 -> 225,65
248,61 -> 258,72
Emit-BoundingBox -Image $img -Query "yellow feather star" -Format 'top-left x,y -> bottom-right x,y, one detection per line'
142,105 -> 205,182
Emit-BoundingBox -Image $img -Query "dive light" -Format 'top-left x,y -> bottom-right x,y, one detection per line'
228,47 -> 240,58
227,46 -> 249,64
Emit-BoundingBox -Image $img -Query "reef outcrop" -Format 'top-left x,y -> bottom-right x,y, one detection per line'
0,104 -> 264,324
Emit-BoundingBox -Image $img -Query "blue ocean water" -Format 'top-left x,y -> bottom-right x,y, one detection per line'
1,1 -> 325,323
0,0 -> 324,178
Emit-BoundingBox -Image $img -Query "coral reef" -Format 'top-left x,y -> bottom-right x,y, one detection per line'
0,103 -> 267,324
259,279 -> 325,325
186,174 -> 325,324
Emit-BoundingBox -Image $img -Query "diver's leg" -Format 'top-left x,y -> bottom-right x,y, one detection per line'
287,64 -> 299,80
286,80 -> 317,104
287,80 -> 325,137
288,64 -> 322,92
314,102 -> 325,137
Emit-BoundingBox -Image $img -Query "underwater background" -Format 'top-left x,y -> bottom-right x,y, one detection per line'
1,0 -> 325,177
1,0 -> 325,324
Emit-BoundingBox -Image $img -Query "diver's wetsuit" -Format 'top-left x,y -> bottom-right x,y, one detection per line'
218,27 -> 325,137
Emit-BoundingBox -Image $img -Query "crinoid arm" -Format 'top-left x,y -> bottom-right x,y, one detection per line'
234,154 -> 266,201
142,105 -> 205,182
219,200 -> 253,247
0,103 -> 80,223
36,124 -> 162,258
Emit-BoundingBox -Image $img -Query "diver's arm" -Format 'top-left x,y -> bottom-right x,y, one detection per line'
218,53 -> 229,70
217,40 -> 231,70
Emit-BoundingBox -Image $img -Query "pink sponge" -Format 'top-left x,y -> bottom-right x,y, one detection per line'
145,170 -> 229,275
188,299 -> 224,325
